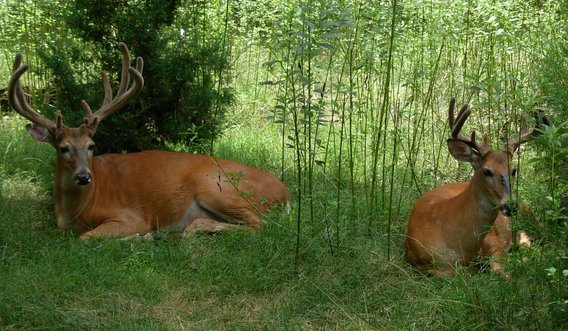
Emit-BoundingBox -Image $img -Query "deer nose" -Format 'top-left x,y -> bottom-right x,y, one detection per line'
500,202 -> 517,217
75,171 -> 92,185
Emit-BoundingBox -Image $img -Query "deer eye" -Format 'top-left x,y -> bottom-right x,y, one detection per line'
482,168 -> 493,177
87,144 -> 95,152
59,146 -> 70,154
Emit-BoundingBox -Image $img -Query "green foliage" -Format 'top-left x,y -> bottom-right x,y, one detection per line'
0,116 -> 566,329
537,39 -> 568,120
36,44 -> 89,120
29,0 -> 233,152
532,5 -> 568,312
531,121 -> 568,318
1,0 -> 568,329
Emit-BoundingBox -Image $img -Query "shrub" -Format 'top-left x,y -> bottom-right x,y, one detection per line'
37,0 -> 233,152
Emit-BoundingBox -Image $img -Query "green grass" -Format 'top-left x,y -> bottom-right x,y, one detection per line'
1,0 -> 568,329
0,115 -> 566,330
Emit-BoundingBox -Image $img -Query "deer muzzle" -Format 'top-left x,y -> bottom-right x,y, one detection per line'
500,202 -> 517,217
500,174 -> 517,216
75,170 -> 92,185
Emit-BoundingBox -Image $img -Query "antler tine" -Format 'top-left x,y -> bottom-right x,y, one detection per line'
508,109 -> 550,153
8,53 -> 57,132
448,97 -> 457,130
117,42 -> 131,96
136,56 -> 144,75
81,100 -> 92,117
102,71 -> 113,105
452,104 -> 471,140
449,98 -> 471,141
83,42 -> 144,129
448,98 -> 488,154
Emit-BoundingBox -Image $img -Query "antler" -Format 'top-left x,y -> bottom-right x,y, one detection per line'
508,108 -> 550,153
81,42 -> 144,129
8,53 -> 59,133
448,97 -> 489,155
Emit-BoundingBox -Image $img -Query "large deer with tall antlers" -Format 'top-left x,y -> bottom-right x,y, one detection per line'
404,98 -> 547,276
8,43 -> 289,239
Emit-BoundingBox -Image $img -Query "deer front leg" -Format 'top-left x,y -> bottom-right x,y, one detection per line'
79,219 -> 149,240
481,225 -> 509,274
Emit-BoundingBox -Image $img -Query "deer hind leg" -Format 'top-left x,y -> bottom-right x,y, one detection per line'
181,199 -> 261,236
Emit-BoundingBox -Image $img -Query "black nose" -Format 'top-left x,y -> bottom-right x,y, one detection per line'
500,203 -> 517,217
75,173 -> 92,185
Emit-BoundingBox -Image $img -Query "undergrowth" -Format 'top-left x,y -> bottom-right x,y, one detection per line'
0,115 -> 566,330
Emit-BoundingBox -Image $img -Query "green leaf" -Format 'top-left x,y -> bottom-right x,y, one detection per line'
546,267 -> 557,276
262,60 -> 279,67
321,32 -> 343,39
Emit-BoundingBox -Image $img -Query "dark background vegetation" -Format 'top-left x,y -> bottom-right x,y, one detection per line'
2,0 -> 233,152
0,0 -> 567,329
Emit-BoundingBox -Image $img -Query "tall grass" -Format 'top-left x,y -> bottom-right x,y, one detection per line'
1,116 -> 566,329
1,0 -> 567,329
236,0 -> 566,257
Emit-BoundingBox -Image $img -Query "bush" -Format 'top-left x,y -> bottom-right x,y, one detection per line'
37,0 -> 233,152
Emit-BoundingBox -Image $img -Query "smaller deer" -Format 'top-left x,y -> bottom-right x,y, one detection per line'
404,98 -> 548,276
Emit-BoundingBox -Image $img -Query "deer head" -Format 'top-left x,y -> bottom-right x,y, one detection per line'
446,98 -> 548,216
8,42 -> 144,185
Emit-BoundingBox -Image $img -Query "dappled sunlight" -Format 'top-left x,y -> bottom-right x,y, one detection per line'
0,0 -> 566,329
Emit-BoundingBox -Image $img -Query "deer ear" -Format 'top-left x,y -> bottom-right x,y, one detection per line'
447,139 -> 481,164
26,123 -> 55,145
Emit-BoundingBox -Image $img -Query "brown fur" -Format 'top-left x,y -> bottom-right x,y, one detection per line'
404,151 -> 517,276
53,146 -> 289,239
404,98 -> 533,277
9,43 -> 289,239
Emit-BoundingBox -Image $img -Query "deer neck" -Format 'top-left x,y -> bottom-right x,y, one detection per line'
54,159 -> 95,231
454,173 -> 500,240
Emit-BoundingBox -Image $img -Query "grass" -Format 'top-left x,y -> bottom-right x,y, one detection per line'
0,2 -> 566,327
0,115 -> 566,330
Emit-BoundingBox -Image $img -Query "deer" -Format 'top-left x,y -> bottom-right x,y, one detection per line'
8,42 -> 289,240
404,98 -> 548,277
